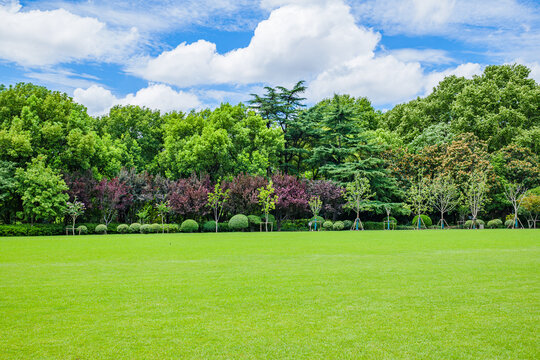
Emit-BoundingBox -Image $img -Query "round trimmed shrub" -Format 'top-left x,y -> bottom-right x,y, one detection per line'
203,220 -> 217,232
310,215 -> 324,227
465,219 -> 485,228
505,219 -> 514,227
248,215 -> 261,226
151,223 -> 161,233
229,214 -> 249,231
322,220 -> 333,230
77,225 -> 88,235
116,224 -> 129,233
180,219 -> 199,233
487,219 -> 503,228
141,224 -> 152,234
412,215 -> 432,228
333,221 -> 345,231
263,213 -> 276,226
95,224 -> 107,234
343,220 -> 353,230
129,223 -> 141,233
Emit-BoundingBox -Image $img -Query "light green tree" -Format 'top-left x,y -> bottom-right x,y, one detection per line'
15,156 -> 68,224
65,198 -> 86,235
308,195 -> 323,231
465,171 -> 489,229
429,175 -> 461,229
257,181 -> 279,232
406,176 -> 432,230
343,174 -> 374,230
155,200 -> 172,233
206,179 -> 230,233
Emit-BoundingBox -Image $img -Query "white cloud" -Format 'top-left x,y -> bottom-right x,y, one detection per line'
308,55 -> 426,105
73,84 -> 202,116
424,63 -> 483,95
129,1 -> 380,87
0,1 -> 139,66
387,49 -> 454,65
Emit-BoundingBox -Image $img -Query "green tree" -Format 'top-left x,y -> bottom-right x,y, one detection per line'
155,200 -> 172,233
465,171 -> 489,229
257,181 -> 279,232
343,174 -> 374,230
65,198 -> 86,235
308,195 -> 323,231
405,176 -> 432,230
207,179 -> 230,233
429,175 -> 461,229
0,160 -> 18,223
15,156 -> 69,224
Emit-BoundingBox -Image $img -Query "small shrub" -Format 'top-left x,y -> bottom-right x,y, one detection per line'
505,219 -> 514,227
95,224 -> 107,234
141,224 -> 152,234
322,220 -> 333,230
77,225 -> 88,235
129,223 -> 141,233
412,215 -> 432,228
151,223 -> 161,233
229,214 -> 249,231
343,220 -> 353,230
487,219 -> 503,228
218,222 -> 230,232
180,219 -> 199,233
333,221 -> 345,231
203,220 -> 217,232
167,224 -> 179,233
363,221 -> 384,230
248,215 -> 262,226
116,224 -> 129,233
465,219 -> 485,228
383,216 -> 397,224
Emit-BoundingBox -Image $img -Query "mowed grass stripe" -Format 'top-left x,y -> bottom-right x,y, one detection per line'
0,230 -> 538,359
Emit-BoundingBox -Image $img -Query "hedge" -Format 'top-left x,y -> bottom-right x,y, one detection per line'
0,224 -> 64,237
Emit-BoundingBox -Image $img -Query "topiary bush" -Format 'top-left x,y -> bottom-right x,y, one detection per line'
141,224 -> 152,234
203,220 -> 217,232
465,219 -> 485,228
151,223 -> 161,233
77,225 -> 88,235
218,222 -> 230,232
116,224 -> 129,234
333,221 -> 345,231
180,219 -> 199,233
505,219 -> 514,227
343,220 -> 353,230
412,215 -> 432,228
129,223 -> 141,233
487,219 -> 503,228
229,214 -> 249,231
322,220 -> 333,230
95,224 -> 107,234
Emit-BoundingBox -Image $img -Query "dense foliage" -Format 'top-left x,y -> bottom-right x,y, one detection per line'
0,64 -> 538,230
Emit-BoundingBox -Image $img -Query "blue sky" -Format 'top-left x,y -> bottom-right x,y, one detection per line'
0,0 -> 539,115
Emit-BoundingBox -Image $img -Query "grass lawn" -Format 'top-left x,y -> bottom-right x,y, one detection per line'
0,230 -> 538,359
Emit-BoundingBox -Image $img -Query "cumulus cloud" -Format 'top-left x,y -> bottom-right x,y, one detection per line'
424,63 -> 483,94
0,1 -> 139,66
128,1 -> 380,87
73,84 -> 202,116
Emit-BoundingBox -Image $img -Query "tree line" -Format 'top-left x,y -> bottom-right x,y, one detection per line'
0,64 -> 538,229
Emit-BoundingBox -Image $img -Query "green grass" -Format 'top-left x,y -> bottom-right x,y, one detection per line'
1,230 -> 538,359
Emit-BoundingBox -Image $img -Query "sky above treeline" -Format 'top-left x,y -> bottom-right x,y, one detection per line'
1,0 -> 539,115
